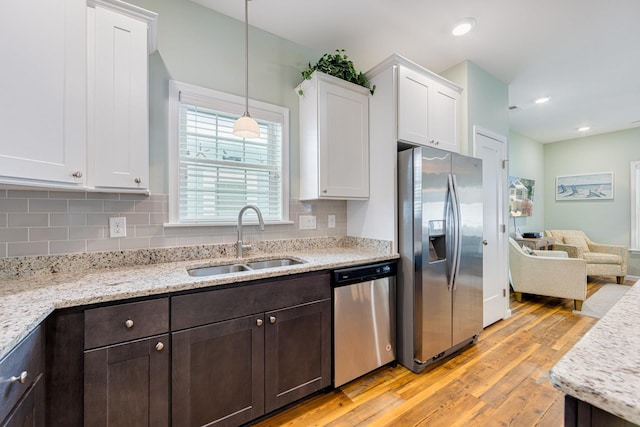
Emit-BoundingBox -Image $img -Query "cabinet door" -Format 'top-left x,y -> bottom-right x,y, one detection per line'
429,82 -> 459,153
264,299 -> 331,413
397,66 -> 459,153
1,375 -> 44,427
172,316 -> 265,427
90,5 -> 149,191
0,0 -> 86,186
318,79 -> 369,199
397,66 -> 431,146
84,335 -> 170,427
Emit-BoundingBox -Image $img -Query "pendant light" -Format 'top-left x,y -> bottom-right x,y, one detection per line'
233,0 -> 260,139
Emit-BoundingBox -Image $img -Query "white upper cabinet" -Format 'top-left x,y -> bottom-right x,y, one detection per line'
87,0 -> 157,193
297,71 -> 370,200
397,66 -> 460,152
0,0 -> 87,188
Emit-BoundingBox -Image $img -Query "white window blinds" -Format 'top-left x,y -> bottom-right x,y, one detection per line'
169,81 -> 289,225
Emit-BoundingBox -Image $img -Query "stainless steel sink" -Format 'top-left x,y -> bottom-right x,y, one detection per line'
246,258 -> 302,269
187,264 -> 251,277
187,257 -> 304,277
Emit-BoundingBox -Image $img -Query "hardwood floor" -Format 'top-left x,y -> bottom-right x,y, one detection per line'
253,277 -> 634,427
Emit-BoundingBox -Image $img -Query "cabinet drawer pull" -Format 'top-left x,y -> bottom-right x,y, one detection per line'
72,171 -> 83,178
269,316 -> 276,324
155,342 -> 164,351
135,177 -> 142,184
9,371 -> 28,385
256,319 -> 263,326
125,319 -> 134,329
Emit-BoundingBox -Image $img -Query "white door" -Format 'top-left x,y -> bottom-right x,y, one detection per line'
474,127 -> 509,327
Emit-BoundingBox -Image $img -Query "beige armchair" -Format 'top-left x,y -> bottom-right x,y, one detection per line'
545,230 -> 628,284
509,238 -> 587,310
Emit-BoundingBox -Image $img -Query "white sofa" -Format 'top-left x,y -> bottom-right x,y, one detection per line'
509,238 -> 587,310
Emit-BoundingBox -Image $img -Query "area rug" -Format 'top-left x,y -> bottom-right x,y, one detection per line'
573,284 -> 631,318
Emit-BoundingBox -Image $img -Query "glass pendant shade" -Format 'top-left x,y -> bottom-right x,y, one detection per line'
233,112 -> 260,138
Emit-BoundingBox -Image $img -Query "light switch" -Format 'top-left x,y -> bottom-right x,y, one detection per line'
299,215 -> 317,230
328,214 -> 336,228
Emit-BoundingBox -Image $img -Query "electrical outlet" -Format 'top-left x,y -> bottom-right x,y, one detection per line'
299,215 -> 317,230
328,214 -> 336,228
109,217 -> 127,238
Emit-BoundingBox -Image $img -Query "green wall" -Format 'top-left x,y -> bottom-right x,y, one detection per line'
442,61 -> 509,155
508,131 -> 545,234
544,127 -> 640,275
129,0 -> 322,195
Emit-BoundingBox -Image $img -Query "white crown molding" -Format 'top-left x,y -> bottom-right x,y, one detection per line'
87,0 -> 158,53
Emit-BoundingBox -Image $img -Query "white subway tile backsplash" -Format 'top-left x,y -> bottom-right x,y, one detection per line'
119,237 -> 150,250
0,199 -> 27,213
8,213 -> 49,227
51,213 -> 87,227
69,226 -> 105,240
104,200 -> 137,213
8,241 -> 49,257
69,200 -> 103,213
29,199 -> 68,213
0,191 -> 347,258
0,228 -> 28,242
87,238 -> 120,252
50,240 -> 87,255
29,227 -> 68,242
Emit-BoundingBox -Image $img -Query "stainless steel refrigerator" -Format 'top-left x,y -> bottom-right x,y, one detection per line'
398,146 -> 483,373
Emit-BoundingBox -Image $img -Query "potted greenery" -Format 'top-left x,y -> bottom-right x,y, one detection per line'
298,49 -> 375,95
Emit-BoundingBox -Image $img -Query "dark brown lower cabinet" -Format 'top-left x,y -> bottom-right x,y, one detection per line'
172,299 -> 332,427
84,334 -> 170,427
564,395 -> 638,427
2,374 -> 44,427
172,315 -> 264,427
264,300 -> 331,413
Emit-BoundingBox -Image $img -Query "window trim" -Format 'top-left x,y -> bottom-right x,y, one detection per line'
167,80 -> 290,226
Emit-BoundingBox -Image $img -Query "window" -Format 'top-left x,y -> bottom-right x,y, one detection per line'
631,161 -> 640,250
168,81 -> 289,225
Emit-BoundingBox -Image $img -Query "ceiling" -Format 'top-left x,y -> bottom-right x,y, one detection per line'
193,0 -> 640,143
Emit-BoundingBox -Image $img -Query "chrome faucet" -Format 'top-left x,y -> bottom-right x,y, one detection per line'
237,205 -> 265,258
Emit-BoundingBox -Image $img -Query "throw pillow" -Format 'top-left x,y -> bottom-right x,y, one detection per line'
563,235 -> 590,252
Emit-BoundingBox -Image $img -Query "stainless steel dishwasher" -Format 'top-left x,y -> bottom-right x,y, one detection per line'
332,260 -> 397,387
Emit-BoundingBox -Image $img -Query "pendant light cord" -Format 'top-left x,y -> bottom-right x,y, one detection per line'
244,0 -> 249,114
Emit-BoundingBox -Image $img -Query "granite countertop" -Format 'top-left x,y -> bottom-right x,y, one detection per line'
0,237 -> 397,361
549,281 -> 640,424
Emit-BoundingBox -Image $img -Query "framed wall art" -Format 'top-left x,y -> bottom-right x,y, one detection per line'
555,172 -> 614,201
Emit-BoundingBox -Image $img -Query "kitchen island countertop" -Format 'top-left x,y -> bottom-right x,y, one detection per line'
549,281 -> 640,425
0,237 -> 397,361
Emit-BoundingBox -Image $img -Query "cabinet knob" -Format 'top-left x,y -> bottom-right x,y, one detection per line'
135,177 -> 141,184
155,342 -> 164,351
483,240 -> 488,246
256,318 -> 263,326
269,316 -> 276,324
322,189 -> 327,194
72,171 -> 83,178
125,319 -> 134,329
9,371 -> 28,384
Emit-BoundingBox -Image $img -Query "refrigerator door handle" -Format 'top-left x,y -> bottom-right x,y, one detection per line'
450,174 -> 463,290
447,174 -> 460,292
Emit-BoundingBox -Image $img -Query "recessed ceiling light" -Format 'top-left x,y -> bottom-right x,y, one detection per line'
577,126 -> 591,132
452,17 -> 476,36
535,97 -> 551,104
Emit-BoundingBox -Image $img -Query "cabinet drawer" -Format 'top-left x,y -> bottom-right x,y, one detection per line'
172,273 -> 330,331
84,298 -> 169,349
0,326 -> 43,423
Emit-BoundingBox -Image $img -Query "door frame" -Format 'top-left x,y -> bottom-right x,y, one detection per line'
473,126 -> 511,320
